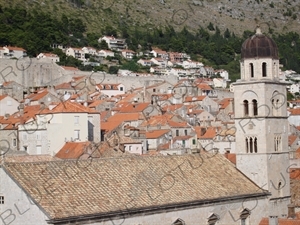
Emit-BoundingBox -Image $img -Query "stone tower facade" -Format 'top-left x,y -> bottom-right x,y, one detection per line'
233,26 -> 290,217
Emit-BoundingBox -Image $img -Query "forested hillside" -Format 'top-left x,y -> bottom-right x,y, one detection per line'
1,5 -> 300,80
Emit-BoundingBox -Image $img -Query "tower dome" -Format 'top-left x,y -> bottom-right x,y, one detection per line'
241,26 -> 279,59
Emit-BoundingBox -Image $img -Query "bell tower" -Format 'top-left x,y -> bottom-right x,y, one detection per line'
233,26 -> 290,217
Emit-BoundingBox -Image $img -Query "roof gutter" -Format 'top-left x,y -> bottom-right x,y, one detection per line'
47,192 -> 270,224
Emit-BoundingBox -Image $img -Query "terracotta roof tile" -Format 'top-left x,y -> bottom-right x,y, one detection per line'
40,101 -> 97,114
218,98 -> 233,109
118,103 -> 151,113
197,83 -> 212,90
146,129 -> 170,139
185,96 -> 206,102
3,154 -> 268,222
0,95 -> 8,101
5,46 -> 26,51
289,108 -> 300,115
55,142 -> 90,159
259,217 -> 300,225
289,135 -> 298,146
198,127 -> 217,139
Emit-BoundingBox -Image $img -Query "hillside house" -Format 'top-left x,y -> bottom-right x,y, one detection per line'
0,46 -> 27,59
98,36 -> 127,51
121,49 -> 136,60
36,53 -> 60,62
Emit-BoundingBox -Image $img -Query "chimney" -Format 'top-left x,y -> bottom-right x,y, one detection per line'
229,98 -> 234,113
201,127 -> 206,136
269,216 -> 278,225
287,204 -> 296,219
19,103 -> 24,115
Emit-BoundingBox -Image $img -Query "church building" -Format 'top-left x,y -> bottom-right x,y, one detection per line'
232,26 -> 291,218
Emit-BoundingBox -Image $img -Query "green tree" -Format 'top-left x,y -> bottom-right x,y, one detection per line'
108,66 -> 119,74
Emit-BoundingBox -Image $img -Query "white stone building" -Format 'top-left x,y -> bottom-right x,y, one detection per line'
18,101 -> 100,156
0,95 -> 19,116
98,36 -> 127,51
232,26 -> 291,217
36,53 -> 60,62
0,46 -> 27,59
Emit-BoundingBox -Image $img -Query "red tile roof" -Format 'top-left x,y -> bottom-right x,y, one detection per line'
24,89 -> 49,101
198,127 -> 217,139
218,98 -> 233,109
61,66 -> 80,71
185,96 -> 206,102
101,121 -> 122,133
146,129 -> 170,139
107,113 -> 142,122
118,103 -> 151,113
55,142 -> 90,159
289,135 -> 298,146
4,46 -> 26,51
197,83 -> 212,90
0,95 -> 8,101
40,101 -> 97,114
224,153 -> 236,165
295,147 -> 300,159
259,217 -> 300,225
289,108 -> 300,115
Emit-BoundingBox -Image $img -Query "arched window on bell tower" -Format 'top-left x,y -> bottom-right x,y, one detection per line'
243,100 -> 249,116
252,99 -> 258,116
262,62 -> 267,77
254,137 -> 257,153
249,137 -> 253,153
250,63 -> 254,78
245,136 -> 258,153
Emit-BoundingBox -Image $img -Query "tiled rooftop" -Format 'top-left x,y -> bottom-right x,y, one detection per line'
3,153 -> 267,221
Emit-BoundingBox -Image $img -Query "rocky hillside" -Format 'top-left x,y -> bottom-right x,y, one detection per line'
1,0 -> 300,35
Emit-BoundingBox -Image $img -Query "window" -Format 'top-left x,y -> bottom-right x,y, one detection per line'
184,130 -> 187,135
153,88 -> 156,92
193,139 -> 196,145
274,135 -> 281,152
172,218 -> 185,225
243,100 -> 249,116
250,63 -> 254,78
240,208 -> 250,225
249,137 -> 253,153
262,62 -> 267,77
74,116 -> 79,125
74,130 -> 80,140
207,213 -> 219,225
252,99 -> 258,116
0,196 -> 4,204
129,146 -> 132,151
23,146 -> 27,151
12,138 -> 17,147
120,87 -> 124,91
36,146 -> 42,154
176,130 -> 179,136
182,140 -> 186,147
246,136 -> 257,153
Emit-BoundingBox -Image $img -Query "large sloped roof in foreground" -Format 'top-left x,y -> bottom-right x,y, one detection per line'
3,153 -> 268,222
